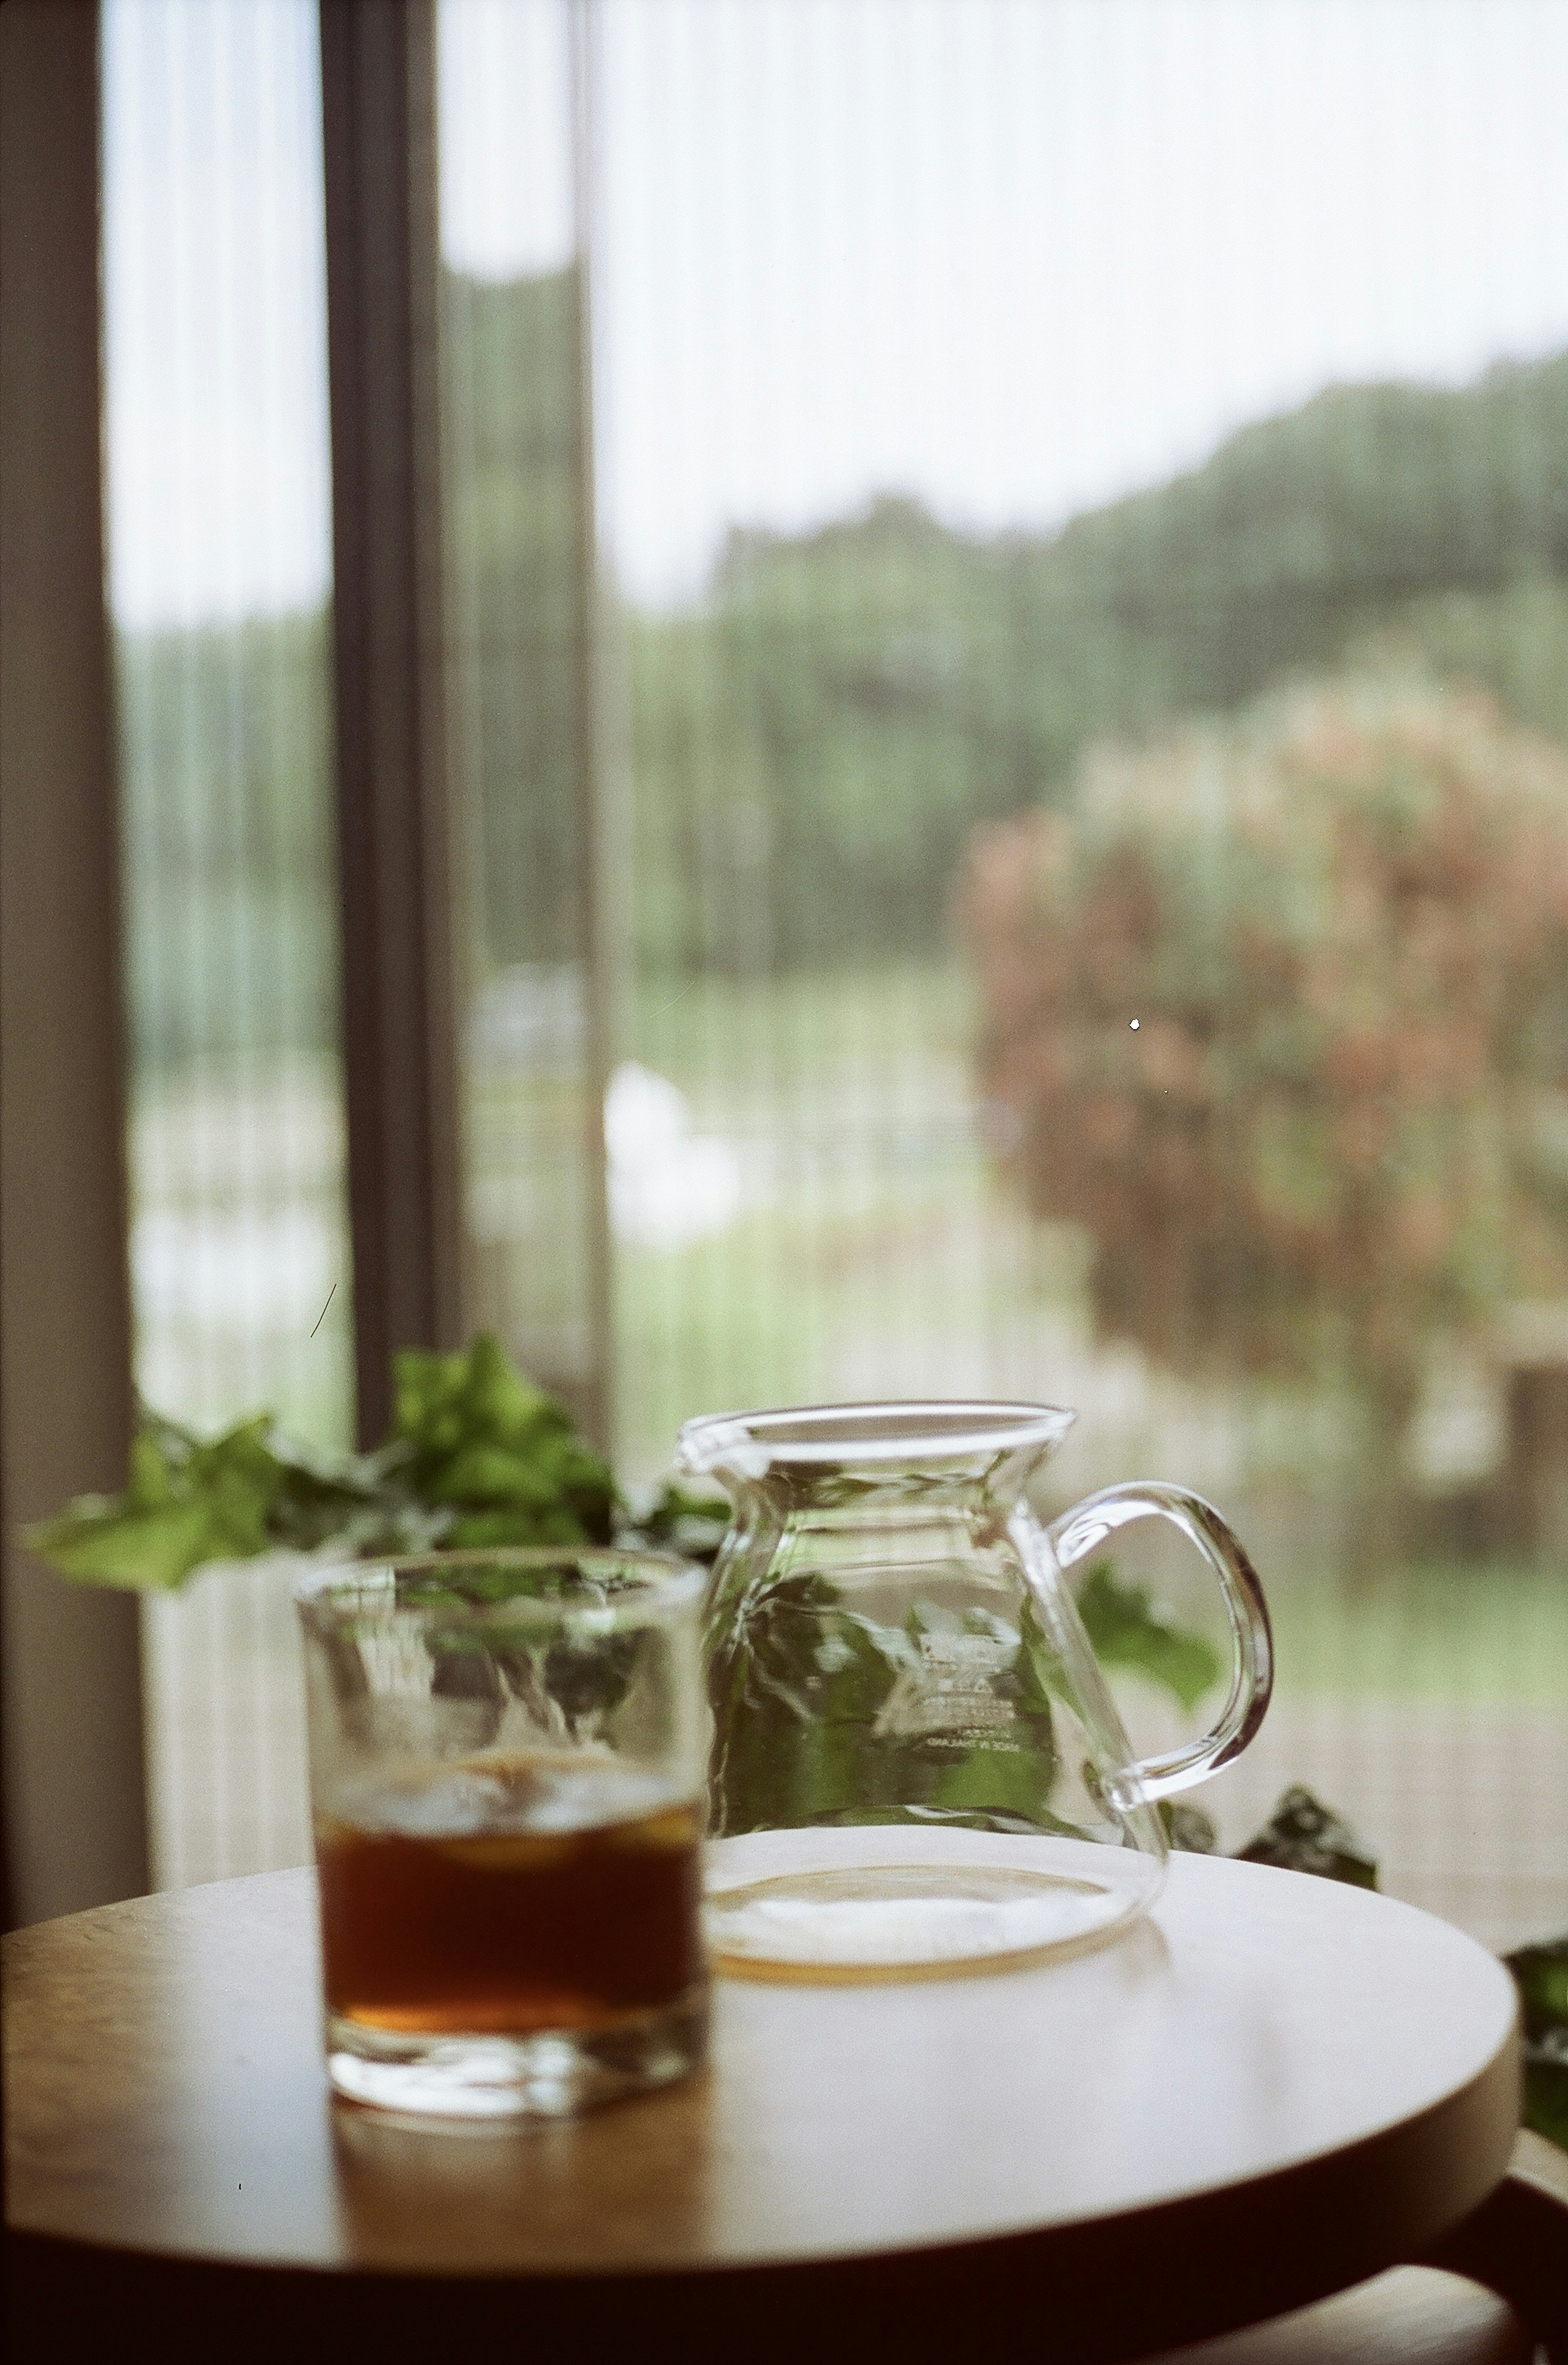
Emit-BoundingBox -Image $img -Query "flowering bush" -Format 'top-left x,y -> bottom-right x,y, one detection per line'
962,670 -> 1568,1530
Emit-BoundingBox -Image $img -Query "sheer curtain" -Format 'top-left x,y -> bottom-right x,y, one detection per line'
448,0 -> 1568,1945
112,0 -> 1568,1942
102,0 -> 346,1884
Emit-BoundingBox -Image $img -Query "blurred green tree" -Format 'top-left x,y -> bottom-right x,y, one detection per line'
625,350 -> 1568,973
443,265 -> 588,971
114,310 -> 1568,1050
116,610 -> 338,1069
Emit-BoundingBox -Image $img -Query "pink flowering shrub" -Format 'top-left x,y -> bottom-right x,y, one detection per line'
962,671 -> 1568,1519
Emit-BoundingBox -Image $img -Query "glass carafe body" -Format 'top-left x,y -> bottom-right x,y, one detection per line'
677,1401 -> 1272,1979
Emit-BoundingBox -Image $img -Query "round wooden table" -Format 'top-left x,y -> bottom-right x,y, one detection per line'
4,1853 -> 1520,2364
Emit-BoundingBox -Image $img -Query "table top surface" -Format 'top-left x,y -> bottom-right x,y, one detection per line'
4,1851 -> 1519,2294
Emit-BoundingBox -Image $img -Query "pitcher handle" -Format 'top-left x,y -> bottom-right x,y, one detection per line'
1045,1482 -> 1273,1802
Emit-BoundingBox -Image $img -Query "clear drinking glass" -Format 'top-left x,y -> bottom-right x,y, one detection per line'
678,1401 -> 1272,1980
295,1548 -> 709,2120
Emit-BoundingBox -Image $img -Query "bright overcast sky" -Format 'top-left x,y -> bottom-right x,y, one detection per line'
104,0 -> 1568,626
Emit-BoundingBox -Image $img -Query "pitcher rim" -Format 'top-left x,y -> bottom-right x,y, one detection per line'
676,1397 -> 1076,1472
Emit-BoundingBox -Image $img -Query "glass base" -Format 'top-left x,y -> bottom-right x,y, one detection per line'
705,1827 -> 1163,1981
326,1986 -> 708,2120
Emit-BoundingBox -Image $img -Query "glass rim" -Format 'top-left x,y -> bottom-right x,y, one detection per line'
677,1397 -> 1077,1471
292,1543 -> 707,1626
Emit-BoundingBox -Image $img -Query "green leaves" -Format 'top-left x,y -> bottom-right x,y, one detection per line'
394,1334 -> 616,1551
1237,1786 -> 1379,1889
27,1412 -> 285,1592
1505,1934 -> 1568,2154
629,1479 -> 732,1564
1511,1933 -> 1568,2032
1076,1559 -> 1223,1710
708,1563 -> 1215,1841
24,1335 -> 615,1591
395,1332 -> 559,1470
707,1573 -> 911,1833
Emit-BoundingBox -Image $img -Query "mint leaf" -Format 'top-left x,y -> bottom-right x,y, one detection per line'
26,1497 -> 218,1591
393,1335 -> 615,1543
1076,1558 -> 1223,1710
22,1336 -> 618,1589
24,1411 -> 285,1591
1505,1934 -> 1568,2155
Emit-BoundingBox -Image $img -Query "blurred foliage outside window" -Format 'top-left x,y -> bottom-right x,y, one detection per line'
122,269 -> 1568,1529
963,667 -> 1568,1565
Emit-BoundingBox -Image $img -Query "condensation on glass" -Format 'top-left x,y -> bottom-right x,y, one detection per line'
102,0 -> 345,1886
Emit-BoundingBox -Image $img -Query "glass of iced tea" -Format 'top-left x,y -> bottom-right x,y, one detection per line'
294,1547 -> 709,2120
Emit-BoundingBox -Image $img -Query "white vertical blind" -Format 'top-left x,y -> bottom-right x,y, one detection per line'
574,0 -> 1567,1946
437,0 -> 607,1439
102,0 -> 345,1885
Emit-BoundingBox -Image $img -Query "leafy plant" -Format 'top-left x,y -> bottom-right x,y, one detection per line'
1236,1785 -> 1379,1890
1506,1933 -> 1568,2153
1076,1559 -> 1222,1710
25,1334 -> 615,1592
706,1558 -> 1216,1841
623,1479 -> 733,1564
390,1332 -> 616,1550
23,1412 -> 435,1592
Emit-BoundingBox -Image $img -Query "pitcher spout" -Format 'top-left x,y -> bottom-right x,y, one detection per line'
675,1399 -> 1077,1510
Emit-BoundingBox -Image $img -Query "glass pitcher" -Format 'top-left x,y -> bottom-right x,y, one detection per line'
675,1400 -> 1272,1979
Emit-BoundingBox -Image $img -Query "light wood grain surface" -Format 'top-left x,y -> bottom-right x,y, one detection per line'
4,1851 -> 1519,2311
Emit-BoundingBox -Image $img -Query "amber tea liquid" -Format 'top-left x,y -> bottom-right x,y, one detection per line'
317,1765 -> 705,2038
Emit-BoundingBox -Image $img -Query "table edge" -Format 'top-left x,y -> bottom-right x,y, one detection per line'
3,1857 -> 1524,2310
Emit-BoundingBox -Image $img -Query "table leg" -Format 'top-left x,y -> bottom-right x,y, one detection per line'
1418,2130 -> 1568,2363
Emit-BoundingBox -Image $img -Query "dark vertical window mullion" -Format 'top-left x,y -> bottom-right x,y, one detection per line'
319,0 -> 463,1447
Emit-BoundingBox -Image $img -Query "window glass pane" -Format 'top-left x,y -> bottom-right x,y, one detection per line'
437,0 -> 607,1441
101,0 -> 347,1886
437,0 -> 1568,1950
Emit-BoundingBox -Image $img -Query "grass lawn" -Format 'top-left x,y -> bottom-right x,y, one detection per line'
131,975 -> 1568,1717
630,960 -> 980,1102
618,966 -> 1567,1714
617,962 -> 1011,1472
1269,1559 -> 1568,1703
